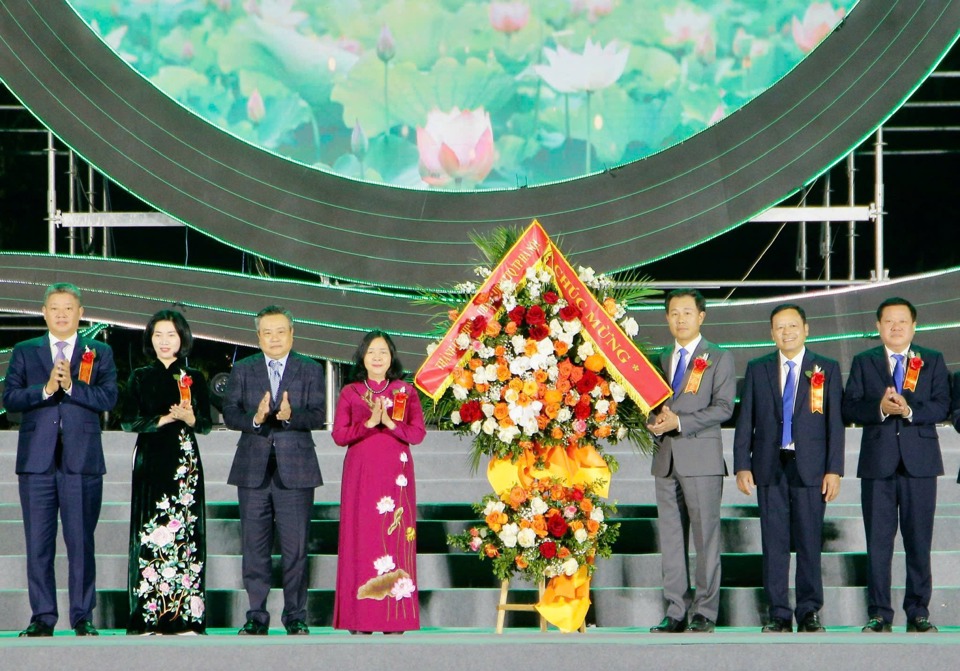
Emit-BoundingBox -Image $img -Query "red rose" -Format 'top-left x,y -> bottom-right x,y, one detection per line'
528,324 -> 550,341
559,305 -> 580,322
809,371 -> 825,387
570,488 -> 584,501
909,356 -> 923,371
574,399 -> 592,420
576,370 -> 598,394
539,541 -> 557,558
525,305 -> 546,326
179,374 -> 193,388
81,350 -> 95,364
508,306 -> 526,324
547,515 -> 569,538
469,316 -> 487,339
543,291 -> 559,305
459,400 -> 483,424
693,357 -> 709,372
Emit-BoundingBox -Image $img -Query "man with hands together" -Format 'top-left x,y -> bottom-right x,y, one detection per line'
223,306 -> 326,637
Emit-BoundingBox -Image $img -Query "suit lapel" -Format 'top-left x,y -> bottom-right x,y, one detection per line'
871,348 -> 892,387
764,354 -> 783,423
794,351 -> 814,419
279,354 -> 298,397
36,336 -> 54,371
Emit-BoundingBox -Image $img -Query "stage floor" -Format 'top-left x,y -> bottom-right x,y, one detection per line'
2,627 -> 960,671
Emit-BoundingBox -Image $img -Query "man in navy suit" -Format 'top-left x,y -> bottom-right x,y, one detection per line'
646,289 -> 735,633
734,304 -> 844,633
2,283 -> 118,637
842,297 -> 949,633
223,305 -> 325,636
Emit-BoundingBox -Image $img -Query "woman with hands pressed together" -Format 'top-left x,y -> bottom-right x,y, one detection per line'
332,330 -> 426,635
121,310 -> 211,635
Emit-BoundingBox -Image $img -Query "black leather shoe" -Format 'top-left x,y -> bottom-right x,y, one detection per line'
906,616 -> 938,633
285,620 -> 310,635
798,612 -> 826,633
649,616 -> 686,633
761,617 -> 792,633
862,617 -> 892,633
73,619 -> 99,636
238,619 -> 269,636
19,621 -> 54,637
685,614 -> 716,633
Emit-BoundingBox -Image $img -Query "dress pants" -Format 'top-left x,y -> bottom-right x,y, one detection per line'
654,472 -> 723,621
756,454 -> 825,622
237,460 -> 314,627
861,468 -> 937,623
19,462 -> 103,628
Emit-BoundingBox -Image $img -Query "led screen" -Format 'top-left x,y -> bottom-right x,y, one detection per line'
72,0 -> 855,191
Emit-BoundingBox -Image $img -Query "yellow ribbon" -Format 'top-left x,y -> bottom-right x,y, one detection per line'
535,566 -> 591,632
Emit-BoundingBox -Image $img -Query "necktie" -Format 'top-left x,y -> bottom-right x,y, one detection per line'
54,340 -> 68,362
671,348 -> 688,396
782,360 -> 796,448
268,359 -> 282,400
892,354 -> 905,393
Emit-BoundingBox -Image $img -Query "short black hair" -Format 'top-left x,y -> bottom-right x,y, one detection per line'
255,305 -> 294,330
348,330 -> 404,383
665,288 -> 706,314
44,282 -> 82,305
770,303 -> 806,324
876,297 -> 917,322
143,309 -> 193,358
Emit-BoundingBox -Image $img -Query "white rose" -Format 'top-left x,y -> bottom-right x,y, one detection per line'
451,384 -> 469,401
563,319 -> 582,334
426,342 -> 439,356
484,500 -> 506,515
498,425 -> 521,444
577,341 -> 595,359
578,266 -> 596,283
556,408 -> 572,422
455,332 -> 471,349
562,557 -> 580,576
509,356 -> 531,376
549,319 -> 564,338
499,279 -> 517,295
536,338 -> 554,357
617,427 -> 628,440
574,528 -> 589,543
595,400 -> 610,415
450,411 -> 462,425
471,421 -> 482,434
620,317 -> 639,337
499,523 -> 519,548
530,497 -> 548,515
482,403 -> 495,418
524,267 -> 538,281
482,417 -> 498,435
609,382 -> 626,402
517,528 -> 537,548
590,509 -> 605,523
511,335 -> 527,354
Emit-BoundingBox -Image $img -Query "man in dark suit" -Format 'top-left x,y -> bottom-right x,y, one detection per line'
733,304 -> 844,633
223,305 -> 326,636
646,289 -> 735,633
842,297 -> 949,633
2,283 -> 117,637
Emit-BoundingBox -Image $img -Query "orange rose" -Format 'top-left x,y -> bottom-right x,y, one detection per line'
453,368 -> 474,390
570,520 -> 585,531
486,511 -> 508,532
599,381 -> 610,397
584,353 -> 605,372
485,543 -> 500,558
594,425 -> 612,438
550,484 -> 565,500
475,291 -> 490,305
556,379 -> 572,394
551,426 -> 565,440
518,440 -> 534,451
468,357 -> 482,370
493,403 -> 510,421
558,546 -> 571,559
497,365 -> 511,382
475,383 -> 489,394
586,519 -> 600,535
508,378 -> 524,392
447,309 -> 460,322
557,360 -> 573,379
519,518 -> 532,529
531,516 -> 548,538
554,340 -> 570,357
498,417 -> 515,428
508,485 -> 528,508
608,401 -> 618,415
524,340 -> 539,356
484,320 -> 502,337
505,321 -> 518,335
545,402 -> 561,419
580,499 -> 594,514
536,414 -> 551,430
569,366 -> 584,383
564,392 -> 579,407
534,369 -> 549,384
543,389 -> 563,405
494,345 -> 506,357
603,297 -> 618,316
515,555 -> 529,569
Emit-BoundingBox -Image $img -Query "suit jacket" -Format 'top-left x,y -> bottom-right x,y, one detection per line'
223,351 -> 325,488
733,350 -> 844,487
949,371 -> 960,483
2,334 -> 118,475
650,338 -> 736,477
842,345 -> 949,479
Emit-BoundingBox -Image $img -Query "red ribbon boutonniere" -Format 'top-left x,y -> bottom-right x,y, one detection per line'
78,346 -> 95,384
805,365 -> 825,414
392,385 -> 408,422
904,351 -> 923,392
176,369 -> 193,403
683,354 -> 710,394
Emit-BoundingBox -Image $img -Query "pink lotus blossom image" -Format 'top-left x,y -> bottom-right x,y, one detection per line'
417,107 -> 495,186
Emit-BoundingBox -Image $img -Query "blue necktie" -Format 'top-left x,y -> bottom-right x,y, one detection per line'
269,359 -> 282,400
782,361 -> 796,448
671,348 -> 688,396
892,354 -> 905,393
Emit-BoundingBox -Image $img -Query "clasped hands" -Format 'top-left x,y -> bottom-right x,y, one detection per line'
646,405 -> 679,436
44,360 -> 72,395
254,390 -> 292,425
159,399 -> 197,427
880,386 -> 911,418
363,391 -> 395,430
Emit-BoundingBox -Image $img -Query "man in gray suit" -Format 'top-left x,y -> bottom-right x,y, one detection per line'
223,306 -> 326,636
646,289 -> 735,633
